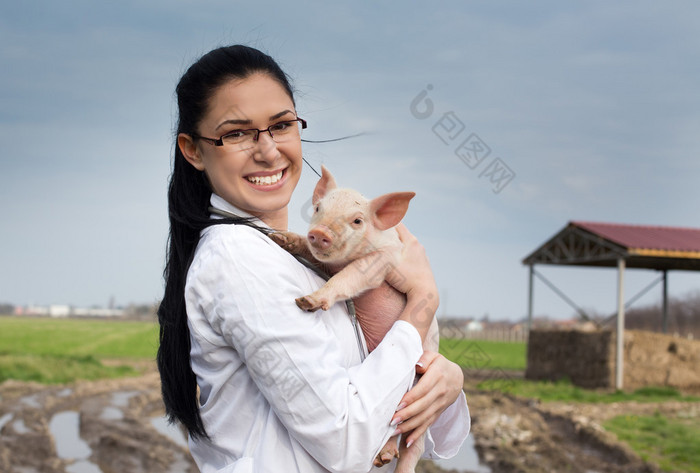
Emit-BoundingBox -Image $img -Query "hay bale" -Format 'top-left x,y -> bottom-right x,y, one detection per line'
623,330 -> 700,392
526,330 -> 614,388
526,329 -> 700,391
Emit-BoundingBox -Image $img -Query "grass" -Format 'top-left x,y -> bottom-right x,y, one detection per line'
439,338 -> 526,371
477,377 -> 700,403
0,316 -> 159,384
604,412 -> 700,473
0,353 -> 136,384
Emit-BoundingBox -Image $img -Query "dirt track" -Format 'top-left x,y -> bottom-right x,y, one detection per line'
463,370 -> 699,473
1,364 -> 697,473
0,362 -> 198,473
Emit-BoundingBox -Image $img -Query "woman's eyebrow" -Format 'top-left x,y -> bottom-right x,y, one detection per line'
215,110 -> 295,131
270,109 -> 295,120
216,118 -> 252,130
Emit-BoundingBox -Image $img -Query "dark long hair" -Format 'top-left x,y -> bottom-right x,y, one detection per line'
157,45 -> 295,440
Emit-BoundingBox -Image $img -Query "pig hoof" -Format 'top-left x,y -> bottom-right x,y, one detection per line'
374,443 -> 399,467
268,232 -> 287,245
295,296 -> 321,312
269,232 -> 296,251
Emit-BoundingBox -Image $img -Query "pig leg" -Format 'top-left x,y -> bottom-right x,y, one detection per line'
395,434 -> 424,473
296,251 -> 394,312
391,320 -> 439,472
374,435 -> 400,467
269,231 -> 316,261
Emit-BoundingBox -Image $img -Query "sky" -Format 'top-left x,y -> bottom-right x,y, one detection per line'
1,1 -> 699,322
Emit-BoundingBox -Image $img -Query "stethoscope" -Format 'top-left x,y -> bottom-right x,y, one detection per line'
208,206 -> 367,362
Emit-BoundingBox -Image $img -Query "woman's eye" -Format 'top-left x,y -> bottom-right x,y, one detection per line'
270,122 -> 291,132
223,130 -> 246,140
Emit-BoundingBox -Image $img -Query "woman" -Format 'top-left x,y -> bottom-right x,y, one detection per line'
157,44 -> 469,473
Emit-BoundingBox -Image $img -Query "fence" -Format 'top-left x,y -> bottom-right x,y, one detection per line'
439,325 -> 528,343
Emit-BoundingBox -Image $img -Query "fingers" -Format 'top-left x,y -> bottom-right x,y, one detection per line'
394,223 -> 414,243
390,354 -> 464,444
391,352 -> 439,413
387,225 -> 436,300
390,354 -> 446,428
415,350 -> 440,375
393,400 -> 442,446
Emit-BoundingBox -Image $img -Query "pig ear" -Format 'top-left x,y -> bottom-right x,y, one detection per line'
312,165 -> 338,205
370,192 -> 415,231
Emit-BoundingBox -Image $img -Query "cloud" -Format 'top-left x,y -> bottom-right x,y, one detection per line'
1,1 -> 699,318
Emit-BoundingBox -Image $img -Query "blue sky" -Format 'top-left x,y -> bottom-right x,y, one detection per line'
1,1 -> 698,321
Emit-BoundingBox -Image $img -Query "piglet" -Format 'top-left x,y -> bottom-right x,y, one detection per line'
270,166 -> 439,472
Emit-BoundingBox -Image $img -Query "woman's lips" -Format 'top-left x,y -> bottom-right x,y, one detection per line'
245,168 -> 286,189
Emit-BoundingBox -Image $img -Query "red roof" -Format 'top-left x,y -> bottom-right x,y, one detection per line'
572,221 -> 700,254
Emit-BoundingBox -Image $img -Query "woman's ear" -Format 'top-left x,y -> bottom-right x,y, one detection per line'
177,133 -> 205,171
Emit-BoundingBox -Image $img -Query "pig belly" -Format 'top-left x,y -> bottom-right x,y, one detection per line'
353,281 -> 407,352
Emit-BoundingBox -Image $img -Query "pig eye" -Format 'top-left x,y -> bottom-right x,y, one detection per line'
314,205 -> 319,213
353,218 -> 363,225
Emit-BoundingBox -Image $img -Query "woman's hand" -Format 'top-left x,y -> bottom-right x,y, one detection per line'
388,224 -> 439,341
386,224 -> 438,301
390,351 -> 464,448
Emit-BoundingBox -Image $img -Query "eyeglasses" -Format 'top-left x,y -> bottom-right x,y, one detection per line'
192,118 -> 307,151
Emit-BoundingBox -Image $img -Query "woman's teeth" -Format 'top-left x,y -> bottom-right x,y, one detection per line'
247,170 -> 283,186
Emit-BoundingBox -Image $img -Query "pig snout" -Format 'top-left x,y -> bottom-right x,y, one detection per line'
307,227 -> 333,251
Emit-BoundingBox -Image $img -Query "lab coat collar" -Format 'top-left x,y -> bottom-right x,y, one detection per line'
209,193 -> 270,229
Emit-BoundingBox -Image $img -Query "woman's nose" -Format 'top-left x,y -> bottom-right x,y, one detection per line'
251,132 -> 279,162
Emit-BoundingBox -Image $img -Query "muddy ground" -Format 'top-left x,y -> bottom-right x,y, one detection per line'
0,363 -> 697,473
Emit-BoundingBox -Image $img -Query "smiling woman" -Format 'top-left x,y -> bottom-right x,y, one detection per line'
176,75 -> 305,231
156,44 -> 469,473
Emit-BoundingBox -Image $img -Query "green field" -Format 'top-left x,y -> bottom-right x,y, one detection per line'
0,316 -> 159,383
604,413 -> 700,473
439,338 -> 526,371
478,377 -> 699,403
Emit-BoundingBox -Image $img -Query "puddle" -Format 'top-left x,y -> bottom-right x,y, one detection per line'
49,411 -> 92,458
97,391 -> 138,421
150,416 -> 188,448
100,406 -> 124,421
13,419 -> 31,434
49,411 -> 104,473
21,394 -> 42,409
431,434 -> 491,473
57,388 -> 73,397
0,412 -> 12,431
111,391 -> 138,407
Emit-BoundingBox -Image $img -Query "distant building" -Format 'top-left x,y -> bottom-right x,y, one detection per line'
72,307 -> 125,317
16,304 -> 125,318
49,305 -> 71,317
25,305 -> 49,316
466,320 -> 483,331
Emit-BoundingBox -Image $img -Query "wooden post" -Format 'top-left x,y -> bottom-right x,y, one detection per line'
662,270 -> 668,334
527,265 -> 534,332
616,258 -> 626,390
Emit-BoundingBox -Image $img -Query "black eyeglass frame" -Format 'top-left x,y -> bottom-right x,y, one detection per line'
192,118 -> 307,147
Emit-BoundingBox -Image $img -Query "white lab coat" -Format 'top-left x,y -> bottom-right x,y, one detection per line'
185,194 -> 469,473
